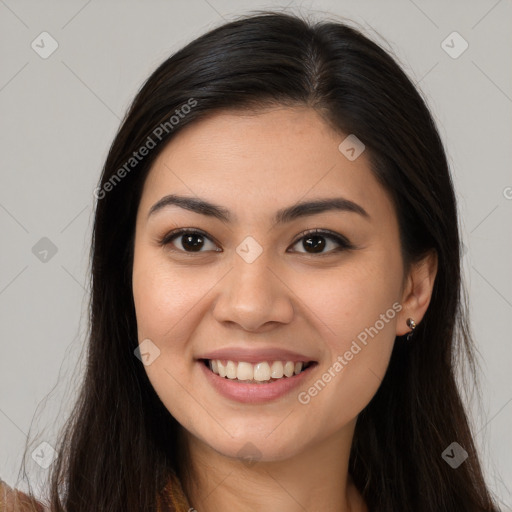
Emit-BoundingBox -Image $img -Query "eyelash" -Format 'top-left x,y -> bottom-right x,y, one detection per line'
158,228 -> 355,256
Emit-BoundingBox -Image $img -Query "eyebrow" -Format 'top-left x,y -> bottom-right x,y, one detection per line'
147,194 -> 370,225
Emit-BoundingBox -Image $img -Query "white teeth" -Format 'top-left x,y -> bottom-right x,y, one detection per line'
270,361 -> 284,378
283,361 -> 295,377
217,360 -> 227,377
254,362 -> 271,381
207,359 -> 309,382
237,362 -> 253,381
226,361 -> 237,379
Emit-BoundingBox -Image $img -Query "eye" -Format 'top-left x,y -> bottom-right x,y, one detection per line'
159,228 -> 220,253
159,228 -> 355,255
289,228 -> 355,255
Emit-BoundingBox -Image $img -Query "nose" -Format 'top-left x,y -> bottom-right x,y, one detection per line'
212,251 -> 295,332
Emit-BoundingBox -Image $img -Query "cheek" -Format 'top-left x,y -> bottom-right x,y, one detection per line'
132,246 -> 203,340
295,251 -> 402,409
299,253 -> 402,342
131,248 -> 206,422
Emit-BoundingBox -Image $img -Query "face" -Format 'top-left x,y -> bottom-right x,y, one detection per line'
132,106 -> 407,462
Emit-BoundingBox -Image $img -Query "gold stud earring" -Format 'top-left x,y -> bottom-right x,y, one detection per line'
406,317 -> 416,341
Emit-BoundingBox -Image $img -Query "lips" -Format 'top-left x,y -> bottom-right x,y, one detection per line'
198,357 -> 318,403
197,347 -> 317,364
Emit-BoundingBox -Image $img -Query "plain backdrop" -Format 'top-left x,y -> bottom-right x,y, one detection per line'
0,0 -> 511,508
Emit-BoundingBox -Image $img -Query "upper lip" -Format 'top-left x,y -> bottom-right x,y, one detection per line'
197,347 -> 317,364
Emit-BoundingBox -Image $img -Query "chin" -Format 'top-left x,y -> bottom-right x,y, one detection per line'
202,433 -> 306,464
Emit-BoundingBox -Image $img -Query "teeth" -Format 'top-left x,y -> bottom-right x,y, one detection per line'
254,362 -> 271,381
284,361 -> 295,377
237,362 -> 253,381
217,360 -> 227,377
226,361 -> 237,379
270,361 -> 284,378
207,359 -> 307,382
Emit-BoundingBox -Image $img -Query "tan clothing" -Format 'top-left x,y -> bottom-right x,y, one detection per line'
0,472 -> 191,511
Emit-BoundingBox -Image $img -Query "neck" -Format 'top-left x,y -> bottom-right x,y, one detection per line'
180,421 -> 367,512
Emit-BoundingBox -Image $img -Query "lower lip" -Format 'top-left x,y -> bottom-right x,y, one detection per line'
198,360 -> 317,404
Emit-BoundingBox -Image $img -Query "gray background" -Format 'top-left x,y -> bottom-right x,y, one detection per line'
0,0 -> 511,507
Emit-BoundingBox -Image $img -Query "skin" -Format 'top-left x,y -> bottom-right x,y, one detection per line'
132,106 -> 438,511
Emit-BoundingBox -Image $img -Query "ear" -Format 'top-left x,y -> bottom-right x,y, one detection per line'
396,249 -> 438,336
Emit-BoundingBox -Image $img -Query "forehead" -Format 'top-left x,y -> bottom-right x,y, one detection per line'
138,107 -> 396,227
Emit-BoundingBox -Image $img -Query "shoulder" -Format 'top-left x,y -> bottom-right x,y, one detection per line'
159,471 -> 192,512
0,480 -> 46,512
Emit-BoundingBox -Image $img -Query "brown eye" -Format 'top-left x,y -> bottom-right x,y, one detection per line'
302,234 -> 327,253
178,233 -> 206,252
289,229 -> 354,255
160,229 -> 220,253
159,228 -> 354,256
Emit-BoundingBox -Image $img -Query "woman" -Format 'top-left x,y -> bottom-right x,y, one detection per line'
1,10 -> 501,512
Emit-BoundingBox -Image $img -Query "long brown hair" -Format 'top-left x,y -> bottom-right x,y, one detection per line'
20,10 -> 501,511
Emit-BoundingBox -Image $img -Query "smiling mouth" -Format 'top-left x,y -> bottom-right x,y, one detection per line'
200,358 -> 317,384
